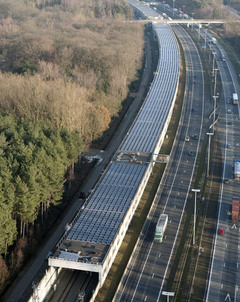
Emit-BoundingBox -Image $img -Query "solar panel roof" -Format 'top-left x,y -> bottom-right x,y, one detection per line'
67,163 -> 146,245
128,0 -> 160,19
120,23 -> 179,153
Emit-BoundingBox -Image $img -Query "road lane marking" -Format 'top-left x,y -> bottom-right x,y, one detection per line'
144,296 -> 147,301
226,243 -> 228,248
224,263 -> 226,267
169,220 -> 172,223
181,180 -> 183,183
221,284 -> 223,289
174,205 -> 176,208
178,192 -> 180,196
225,293 -> 231,301
158,253 -> 161,257
184,170 -> 186,173
152,273 -> 154,278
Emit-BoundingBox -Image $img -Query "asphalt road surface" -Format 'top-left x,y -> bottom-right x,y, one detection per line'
205,30 -> 240,302
114,24 -> 207,302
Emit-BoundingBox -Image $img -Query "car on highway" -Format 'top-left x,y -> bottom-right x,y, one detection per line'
226,98 -> 231,104
227,121 -> 233,125
219,228 -> 224,235
188,150 -> 194,156
226,143 -> 232,149
185,136 -> 190,142
227,109 -> 232,114
192,134 -> 198,140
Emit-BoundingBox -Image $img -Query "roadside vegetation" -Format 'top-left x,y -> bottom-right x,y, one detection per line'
173,0 -> 240,56
0,0 -> 145,296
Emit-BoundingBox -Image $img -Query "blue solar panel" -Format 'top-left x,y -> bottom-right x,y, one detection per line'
67,163 -> 146,244
120,22 -> 179,153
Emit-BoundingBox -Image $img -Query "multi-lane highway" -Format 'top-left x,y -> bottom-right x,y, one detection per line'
205,29 -> 240,302
114,24 -> 206,302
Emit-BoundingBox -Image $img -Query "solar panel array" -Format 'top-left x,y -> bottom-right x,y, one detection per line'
62,4 -> 179,250
67,163 -> 146,244
128,0 -> 159,19
120,23 -> 179,153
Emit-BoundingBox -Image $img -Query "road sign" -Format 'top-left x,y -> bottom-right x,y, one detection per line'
202,45 -> 206,48
162,291 -> 175,296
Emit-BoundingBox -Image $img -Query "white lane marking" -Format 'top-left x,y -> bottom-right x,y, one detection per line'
144,296 -> 147,301
152,273 -> 154,278
221,284 -> 223,289
158,253 -> 161,257
224,263 -> 226,267
184,170 -> 186,173
174,205 -> 176,208
165,235 -> 167,240
169,220 -> 172,223
178,192 -> 180,196
237,263 -> 239,268
235,285 -> 238,302
181,180 -> 183,183
225,293 -> 231,301
226,243 -> 228,248
130,241 -> 154,300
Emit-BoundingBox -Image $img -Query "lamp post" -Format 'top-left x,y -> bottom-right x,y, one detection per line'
213,68 -> 218,97
204,28 -> 207,50
207,132 -> 213,177
191,13 -> 195,29
182,5 -> 185,18
212,51 -> 216,74
172,0 -> 175,17
191,189 -> 200,246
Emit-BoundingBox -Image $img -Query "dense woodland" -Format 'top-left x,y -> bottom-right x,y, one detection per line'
0,0 -> 144,294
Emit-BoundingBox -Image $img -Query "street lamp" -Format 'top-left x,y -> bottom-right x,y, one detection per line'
206,132 -> 213,177
191,12 -> 195,30
212,51 -> 216,74
172,0 -> 175,17
213,68 -> 218,97
191,189 -> 200,246
182,5 -> 185,17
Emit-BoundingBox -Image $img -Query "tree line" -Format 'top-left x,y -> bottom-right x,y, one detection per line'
0,0 -> 145,295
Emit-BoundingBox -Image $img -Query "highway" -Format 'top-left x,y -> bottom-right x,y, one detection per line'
114,24 -> 206,302
204,28 -> 240,302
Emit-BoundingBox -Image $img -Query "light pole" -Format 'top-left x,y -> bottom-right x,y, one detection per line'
191,189 -> 200,246
172,0 -> 175,17
207,132 -> 213,177
212,95 -> 218,133
204,28 -> 207,51
213,68 -> 218,97
182,5 -> 185,17
191,12 -> 195,30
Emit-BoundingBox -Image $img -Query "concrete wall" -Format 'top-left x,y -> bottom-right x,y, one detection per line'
28,266 -> 62,302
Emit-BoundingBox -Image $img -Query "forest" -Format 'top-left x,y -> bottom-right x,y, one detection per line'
0,0 -> 144,294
